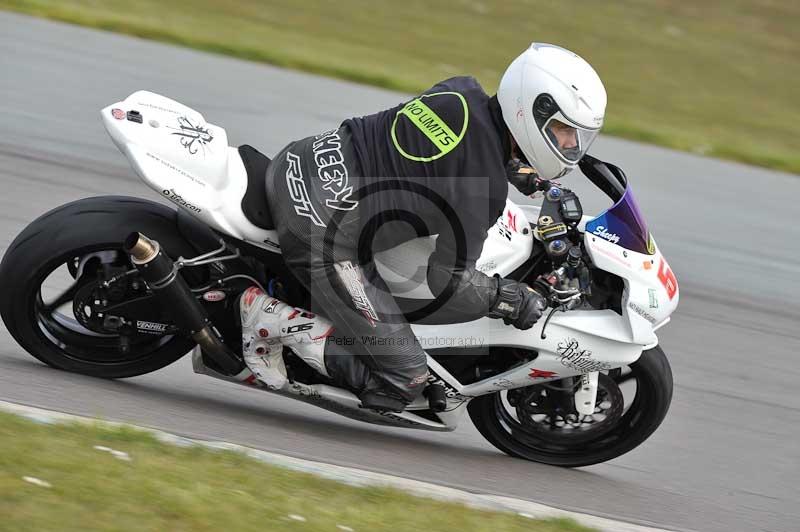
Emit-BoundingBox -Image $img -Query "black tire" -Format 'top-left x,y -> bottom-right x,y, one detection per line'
0,196 -> 208,378
468,346 -> 673,467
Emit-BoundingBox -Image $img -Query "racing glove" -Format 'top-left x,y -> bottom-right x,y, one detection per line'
487,276 -> 547,330
505,158 -> 539,196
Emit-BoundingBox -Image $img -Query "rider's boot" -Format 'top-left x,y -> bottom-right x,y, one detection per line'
239,287 -> 333,388
239,287 -> 425,413
324,352 -> 422,413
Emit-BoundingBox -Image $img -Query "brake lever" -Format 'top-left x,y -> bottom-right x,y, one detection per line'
539,297 -> 583,340
540,306 -> 559,340
536,270 -> 584,339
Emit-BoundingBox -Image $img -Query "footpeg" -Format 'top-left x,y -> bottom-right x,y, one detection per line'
425,384 -> 447,412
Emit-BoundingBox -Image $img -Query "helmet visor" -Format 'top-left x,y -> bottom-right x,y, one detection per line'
541,113 -> 600,163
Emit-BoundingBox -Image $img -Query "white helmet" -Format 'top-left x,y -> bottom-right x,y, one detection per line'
497,43 -> 607,179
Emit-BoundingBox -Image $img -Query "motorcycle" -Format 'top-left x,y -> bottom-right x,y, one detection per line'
0,91 -> 677,467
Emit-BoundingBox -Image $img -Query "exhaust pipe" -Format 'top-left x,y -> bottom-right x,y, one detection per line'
124,232 -> 245,376
126,233 -> 159,263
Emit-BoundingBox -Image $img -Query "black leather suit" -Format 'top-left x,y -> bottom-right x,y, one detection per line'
265,76 -> 513,405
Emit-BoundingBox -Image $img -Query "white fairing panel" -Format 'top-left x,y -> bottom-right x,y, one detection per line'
475,200 -> 533,276
411,309 -> 642,396
101,91 -> 281,253
584,233 -> 678,345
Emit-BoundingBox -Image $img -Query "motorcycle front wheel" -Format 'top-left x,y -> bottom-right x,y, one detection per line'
468,346 -> 673,467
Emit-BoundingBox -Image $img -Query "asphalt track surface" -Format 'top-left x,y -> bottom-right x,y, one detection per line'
1,12 -> 798,532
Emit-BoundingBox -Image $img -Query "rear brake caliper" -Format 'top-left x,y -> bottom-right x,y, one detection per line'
73,263 -> 173,337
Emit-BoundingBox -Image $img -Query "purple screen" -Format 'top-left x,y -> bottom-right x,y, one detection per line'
585,185 -> 653,255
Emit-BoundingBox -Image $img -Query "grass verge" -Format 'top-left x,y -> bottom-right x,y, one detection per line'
0,412 -> 592,532
2,0 -> 797,174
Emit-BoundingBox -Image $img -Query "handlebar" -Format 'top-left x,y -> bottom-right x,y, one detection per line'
536,266 -> 584,310
535,265 -> 588,340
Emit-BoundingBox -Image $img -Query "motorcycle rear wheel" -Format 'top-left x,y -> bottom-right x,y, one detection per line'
468,346 -> 673,467
0,196 -> 208,378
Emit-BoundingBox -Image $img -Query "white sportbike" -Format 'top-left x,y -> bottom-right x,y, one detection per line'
0,92 -> 678,466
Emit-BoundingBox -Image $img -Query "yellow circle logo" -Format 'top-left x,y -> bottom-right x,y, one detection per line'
391,92 -> 469,162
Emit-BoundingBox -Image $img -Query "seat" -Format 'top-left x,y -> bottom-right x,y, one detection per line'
238,144 -> 275,230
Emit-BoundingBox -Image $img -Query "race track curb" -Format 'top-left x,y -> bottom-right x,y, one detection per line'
1,399 -> 677,532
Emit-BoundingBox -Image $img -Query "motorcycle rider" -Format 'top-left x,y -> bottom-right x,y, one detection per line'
240,43 -> 607,412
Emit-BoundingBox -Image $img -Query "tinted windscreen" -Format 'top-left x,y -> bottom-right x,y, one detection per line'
585,185 -> 653,254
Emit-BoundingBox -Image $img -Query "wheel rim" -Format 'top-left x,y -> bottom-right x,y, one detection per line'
32,247 -> 177,366
511,372 -> 625,444
491,364 -> 656,457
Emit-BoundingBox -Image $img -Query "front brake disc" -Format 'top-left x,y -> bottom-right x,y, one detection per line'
514,372 -> 625,444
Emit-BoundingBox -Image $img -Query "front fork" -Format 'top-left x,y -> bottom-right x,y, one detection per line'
573,372 -> 599,416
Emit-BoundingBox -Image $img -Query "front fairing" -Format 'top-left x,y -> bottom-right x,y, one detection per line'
582,173 -> 679,345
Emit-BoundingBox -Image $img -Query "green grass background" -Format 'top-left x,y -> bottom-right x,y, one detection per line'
0,412 -> 592,532
1,0 -> 798,174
